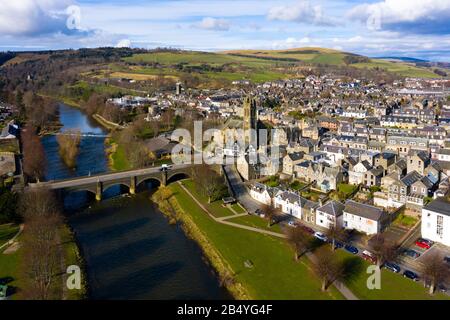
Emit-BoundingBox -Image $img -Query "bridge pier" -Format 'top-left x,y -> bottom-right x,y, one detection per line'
162,171 -> 167,186
130,176 -> 136,195
96,181 -> 103,201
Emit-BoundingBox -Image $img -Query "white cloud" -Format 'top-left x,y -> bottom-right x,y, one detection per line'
268,0 -> 336,26
192,17 -> 231,31
0,0 -> 80,36
116,39 -> 131,48
347,0 -> 450,34
271,37 -> 316,49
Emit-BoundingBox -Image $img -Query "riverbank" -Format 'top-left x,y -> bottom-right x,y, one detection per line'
152,187 -> 248,299
153,181 -> 344,300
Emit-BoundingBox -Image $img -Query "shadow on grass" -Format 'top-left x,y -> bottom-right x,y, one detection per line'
341,256 -> 365,284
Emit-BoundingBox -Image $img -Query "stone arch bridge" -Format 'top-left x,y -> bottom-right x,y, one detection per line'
34,164 -> 197,201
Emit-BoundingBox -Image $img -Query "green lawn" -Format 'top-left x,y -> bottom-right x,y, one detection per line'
110,143 -> 131,171
0,224 -> 19,245
336,251 -> 449,300
181,180 -> 235,218
0,248 -> 21,299
393,213 -> 419,228
230,203 -> 246,214
170,182 -> 344,300
227,215 -> 283,233
290,180 -> 307,191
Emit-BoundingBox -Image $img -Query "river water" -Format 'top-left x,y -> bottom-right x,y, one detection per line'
42,104 -> 229,299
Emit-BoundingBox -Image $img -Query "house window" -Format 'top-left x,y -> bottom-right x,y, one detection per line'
437,215 -> 443,237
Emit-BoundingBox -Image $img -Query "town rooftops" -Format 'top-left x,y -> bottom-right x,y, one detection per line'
424,197 -> 450,217
344,200 -> 385,221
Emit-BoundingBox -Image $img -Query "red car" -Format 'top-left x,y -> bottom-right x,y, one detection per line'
301,225 -> 315,235
361,250 -> 377,264
415,238 -> 433,249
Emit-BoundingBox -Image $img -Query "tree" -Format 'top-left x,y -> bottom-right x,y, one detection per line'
191,164 -> 227,203
369,234 -> 398,269
285,227 -> 313,261
22,124 -> 47,182
313,246 -> 344,291
421,253 -> 449,295
20,188 -> 62,300
325,225 -> 347,252
261,204 -> 278,227
56,130 -> 81,168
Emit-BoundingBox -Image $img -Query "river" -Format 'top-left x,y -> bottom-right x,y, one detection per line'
42,104 -> 229,299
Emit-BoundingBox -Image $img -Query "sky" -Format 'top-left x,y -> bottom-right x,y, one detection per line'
0,0 -> 450,61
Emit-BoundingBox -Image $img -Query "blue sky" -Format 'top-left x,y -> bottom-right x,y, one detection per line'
1,0 -> 450,61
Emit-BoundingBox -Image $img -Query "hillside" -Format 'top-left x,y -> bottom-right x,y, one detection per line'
222,47 -> 440,78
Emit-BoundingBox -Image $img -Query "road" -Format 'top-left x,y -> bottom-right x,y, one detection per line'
223,165 -> 262,213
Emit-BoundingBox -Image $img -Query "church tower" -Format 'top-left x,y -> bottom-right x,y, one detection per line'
243,96 -> 257,132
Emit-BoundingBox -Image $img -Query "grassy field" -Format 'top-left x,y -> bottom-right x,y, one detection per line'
181,180 -> 235,218
169,182 -> 344,300
335,250 -> 449,300
227,214 -> 283,233
0,224 -> 19,245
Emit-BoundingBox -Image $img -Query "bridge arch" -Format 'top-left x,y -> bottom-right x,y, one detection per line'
136,177 -> 161,191
167,172 -> 191,185
103,182 -> 131,194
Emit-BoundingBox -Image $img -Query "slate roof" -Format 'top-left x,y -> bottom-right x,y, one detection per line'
344,200 -> 385,221
424,197 -> 450,217
317,200 -> 345,217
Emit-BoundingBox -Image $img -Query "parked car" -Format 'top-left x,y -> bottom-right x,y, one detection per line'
438,284 -> 447,293
301,225 -> 315,235
344,244 -> 359,254
415,238 -> 433,250
403,270 -> 419,281
361,250 -> 377,264
287,221 -> 296,227
403,249 -> 421,259
333,241 -> 344,249
314,232 -> 328,242
383,262 -> 401,273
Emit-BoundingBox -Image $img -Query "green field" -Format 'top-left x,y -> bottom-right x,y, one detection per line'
336,251 -> 449,300
227,214 -> 283,233
169,182 -> 344,300
0,224 -> 19,245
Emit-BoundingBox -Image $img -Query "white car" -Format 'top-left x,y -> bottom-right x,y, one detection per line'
314,232 -> 328,242
160,164 -> 172,171
287,221 -> 296,227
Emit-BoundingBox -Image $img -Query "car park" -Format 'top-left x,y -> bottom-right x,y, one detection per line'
383,262 -> 401,273
314,232 -> 328,242
403,270 -> 419,281
415,238 -> 433,250
344,244 -> 358,254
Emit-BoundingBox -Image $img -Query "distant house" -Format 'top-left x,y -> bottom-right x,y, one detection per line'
348,160 -> 372,185
343,200 -> 387,235
316,201 -> 345,229
274,190 -> 318,221
282,152 -> 304,176
422,197 -> 450,246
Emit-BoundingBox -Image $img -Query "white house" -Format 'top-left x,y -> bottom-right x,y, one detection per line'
249,183 -> 277,206
421,197 -> 450,247
274,191 -> 303,219
343,200 -> 387,235
316,201 -> 345,229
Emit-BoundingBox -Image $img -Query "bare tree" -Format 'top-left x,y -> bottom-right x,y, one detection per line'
421,253 -> 449,295
20,188 -> 62,300
285,227 -> 313,261
325,225 -> 347,252
192,164 -> 227,203
369,234 -> 398,269
22,124 -> 47,182
313,246 -> 344,291
261,204 -> 278,227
